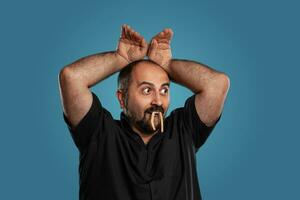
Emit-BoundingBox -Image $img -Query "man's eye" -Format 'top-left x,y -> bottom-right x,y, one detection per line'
160,88 -> 169,95
142,88 -> 151,95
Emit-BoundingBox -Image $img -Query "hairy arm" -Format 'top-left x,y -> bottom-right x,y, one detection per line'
148,28 -> 230,127
58,52 -> 128,129
58,24 -> 148,129
166,59 -> 230,127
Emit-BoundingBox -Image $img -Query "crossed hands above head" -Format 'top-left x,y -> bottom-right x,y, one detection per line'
116,24 -> 173,69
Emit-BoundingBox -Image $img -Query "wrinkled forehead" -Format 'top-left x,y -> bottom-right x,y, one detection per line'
131,62 -> 170,87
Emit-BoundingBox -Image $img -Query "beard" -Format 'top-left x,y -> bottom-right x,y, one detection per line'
126,105 -> 165,135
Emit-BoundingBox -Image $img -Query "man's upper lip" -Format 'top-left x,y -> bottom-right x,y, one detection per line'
146,111 -> 162,114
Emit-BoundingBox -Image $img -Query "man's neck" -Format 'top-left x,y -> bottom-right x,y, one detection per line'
131,126 -> 157,145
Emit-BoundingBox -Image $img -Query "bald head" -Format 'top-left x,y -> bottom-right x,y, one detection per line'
117,59 -> 169,92
132,60 -> 168,75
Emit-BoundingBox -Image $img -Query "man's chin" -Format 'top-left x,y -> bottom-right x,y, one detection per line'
129,112 -> 164,135
136,124 -> 157,135
135,120 -> 160,135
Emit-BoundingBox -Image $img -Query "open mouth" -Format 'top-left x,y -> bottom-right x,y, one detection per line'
150,111 -> 164,133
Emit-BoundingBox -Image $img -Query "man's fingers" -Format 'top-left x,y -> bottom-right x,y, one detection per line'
141,37 -> 148,48
120,24 -> 148,49
124,25 -> 132,40
153,39 -> 158,47
152,28 -> 173,43
164,28 -> 173,40
121,25 -> 126,39
125,25 -> 143,44
132,31 -> 142,42
147,39 -> 158,57
153,31 -> 164,39
128,28 -> 136,41
150,39 -> 158,49
126,25 -> 140,42
123,24 -> 148,47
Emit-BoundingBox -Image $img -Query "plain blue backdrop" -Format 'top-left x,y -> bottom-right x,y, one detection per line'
1,0 -> 299,199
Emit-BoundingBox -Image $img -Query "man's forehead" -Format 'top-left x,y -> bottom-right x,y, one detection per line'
132,62 -> 170,86
137,80 -> 170,88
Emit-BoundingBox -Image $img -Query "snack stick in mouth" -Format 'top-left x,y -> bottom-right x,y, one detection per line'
151,112 -> 156,131
150,111 -> 164,133
159,112 -> 164,133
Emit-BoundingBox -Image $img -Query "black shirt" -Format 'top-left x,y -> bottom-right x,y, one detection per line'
63,92 -> 221,200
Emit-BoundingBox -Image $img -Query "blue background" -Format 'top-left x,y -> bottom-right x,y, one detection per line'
1,0 -> 299,199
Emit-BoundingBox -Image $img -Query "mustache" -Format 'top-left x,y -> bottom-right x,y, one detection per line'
145,105 -> 164,114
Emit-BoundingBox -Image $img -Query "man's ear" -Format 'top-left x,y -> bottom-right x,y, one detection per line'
116,89 -> 125,109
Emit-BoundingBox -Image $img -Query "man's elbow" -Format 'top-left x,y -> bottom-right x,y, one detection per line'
59,66 -> 81,84
208,73 -> 230,96
219,73 -> 230,93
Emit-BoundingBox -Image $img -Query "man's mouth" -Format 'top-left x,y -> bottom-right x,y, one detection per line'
150,111 -> 164,133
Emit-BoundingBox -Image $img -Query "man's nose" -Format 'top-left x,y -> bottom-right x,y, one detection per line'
151,92 -> 162,106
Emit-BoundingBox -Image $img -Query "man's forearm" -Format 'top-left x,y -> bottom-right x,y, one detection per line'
166,59 -> 228,93
60,51 -> 128,87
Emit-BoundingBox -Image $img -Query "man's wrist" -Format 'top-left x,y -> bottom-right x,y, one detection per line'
114,51 -> 130,68
160,59 -> 172,74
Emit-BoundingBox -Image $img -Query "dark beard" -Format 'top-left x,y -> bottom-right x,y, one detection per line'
128,113 -> 160,135
127,105 -> 164,135
136,115 -> 158,135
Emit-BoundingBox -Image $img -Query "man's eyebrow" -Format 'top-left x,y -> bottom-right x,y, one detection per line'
161,82 -> 170,87
138,81 -> 170,87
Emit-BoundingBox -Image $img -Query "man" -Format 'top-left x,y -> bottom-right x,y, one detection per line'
59,24 -> 230,200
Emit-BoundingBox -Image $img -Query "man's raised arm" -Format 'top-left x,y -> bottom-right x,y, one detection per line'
58,24 -> 148,130
148,28 -> 230,127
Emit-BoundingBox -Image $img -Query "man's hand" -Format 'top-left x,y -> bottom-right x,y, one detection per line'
116,24 -> 148,64
147,28 -> 173,70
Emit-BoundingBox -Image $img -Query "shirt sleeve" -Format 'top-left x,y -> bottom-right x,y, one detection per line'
181,94 -> 222,151
62,91 -> 110,152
